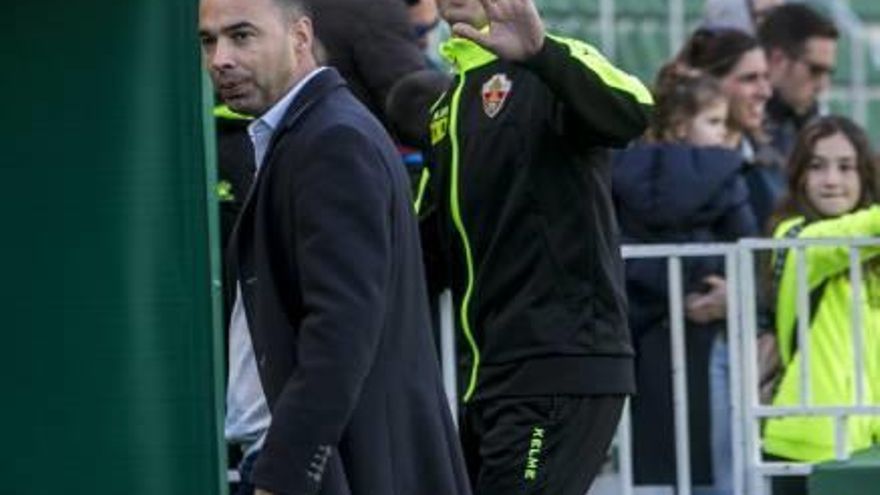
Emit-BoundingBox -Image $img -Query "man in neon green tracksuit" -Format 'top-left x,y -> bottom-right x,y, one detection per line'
766,205 -> 880,463
426,0 -> 652,493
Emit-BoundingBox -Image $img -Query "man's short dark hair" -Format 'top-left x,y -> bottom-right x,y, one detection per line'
272,0 -> 322,61
758,4 -> 839,57
273,0 -> 312,19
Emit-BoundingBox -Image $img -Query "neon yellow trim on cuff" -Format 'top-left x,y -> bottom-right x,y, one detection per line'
547,34 -> 653,105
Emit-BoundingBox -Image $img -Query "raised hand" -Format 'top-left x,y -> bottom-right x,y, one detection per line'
451,0 -> 545,61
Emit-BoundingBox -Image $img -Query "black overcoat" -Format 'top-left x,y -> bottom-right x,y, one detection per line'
230,68 -> 470,495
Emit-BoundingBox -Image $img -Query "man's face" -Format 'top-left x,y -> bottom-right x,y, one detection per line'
199,0 -> 313,116
770,37 -> 836,115
720,48 -> 772,135
437,0 -> 487,28
409,0 -> 440,50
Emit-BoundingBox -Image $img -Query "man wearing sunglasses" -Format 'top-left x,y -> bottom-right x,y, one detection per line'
758,3 -> 838,159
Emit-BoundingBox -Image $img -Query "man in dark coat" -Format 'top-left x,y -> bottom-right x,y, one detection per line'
199,0 -> 471,494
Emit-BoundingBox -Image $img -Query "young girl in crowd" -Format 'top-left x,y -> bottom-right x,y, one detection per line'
764,115 -> 880,495
613,64 -> 757,495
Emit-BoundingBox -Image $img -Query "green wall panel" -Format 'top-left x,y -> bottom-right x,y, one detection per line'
2,1 -> 225,493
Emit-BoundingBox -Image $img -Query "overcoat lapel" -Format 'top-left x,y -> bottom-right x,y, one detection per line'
228,68 -> 347,266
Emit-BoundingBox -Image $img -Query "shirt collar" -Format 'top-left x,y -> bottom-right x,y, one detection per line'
739,135 -> 756,162
439,31 -> 497,73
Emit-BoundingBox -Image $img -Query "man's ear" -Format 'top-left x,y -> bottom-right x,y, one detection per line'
291,15 -> 313,55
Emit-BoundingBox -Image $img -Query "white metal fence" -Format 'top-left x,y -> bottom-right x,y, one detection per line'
737,237 -> 880,495
438,236 -> 880,495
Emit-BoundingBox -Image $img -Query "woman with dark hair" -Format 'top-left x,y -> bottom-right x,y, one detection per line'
679,28 -> 769,142
679,27 -> 783,232
645,27 -> 774,495
763,115 -> 880,495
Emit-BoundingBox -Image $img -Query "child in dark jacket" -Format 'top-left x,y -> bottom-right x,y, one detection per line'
613,64 -> 757,494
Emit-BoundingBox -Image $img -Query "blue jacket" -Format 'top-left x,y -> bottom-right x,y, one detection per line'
613,143 -> 757,334
612,143 -> 757,483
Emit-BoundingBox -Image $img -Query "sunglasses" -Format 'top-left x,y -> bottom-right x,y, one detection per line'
796,57 -> 834,79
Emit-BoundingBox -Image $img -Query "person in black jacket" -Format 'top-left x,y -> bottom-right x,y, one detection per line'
213,105 -> 255,329
199,0 -> 471,494
426,0 -> 653,493
305,0 -> 430,127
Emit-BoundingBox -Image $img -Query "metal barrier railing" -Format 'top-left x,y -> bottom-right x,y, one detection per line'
437,237 -> 880,495
621,243 -> 743,495
738,237 -> 880,495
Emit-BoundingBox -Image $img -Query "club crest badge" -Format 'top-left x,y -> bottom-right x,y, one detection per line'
481,73 -> 512,118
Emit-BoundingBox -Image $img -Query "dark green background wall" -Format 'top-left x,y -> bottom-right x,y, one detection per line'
2,2 -> 226,493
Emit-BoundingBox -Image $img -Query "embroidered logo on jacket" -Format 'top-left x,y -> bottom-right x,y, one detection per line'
430,106 -> 450,145
523,426 -> 545,481
482,73 -> 512,118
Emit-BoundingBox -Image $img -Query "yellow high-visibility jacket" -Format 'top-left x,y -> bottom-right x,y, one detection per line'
764,205 -> 880,461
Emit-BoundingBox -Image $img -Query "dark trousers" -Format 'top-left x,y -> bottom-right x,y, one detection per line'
460,395 -> 625,495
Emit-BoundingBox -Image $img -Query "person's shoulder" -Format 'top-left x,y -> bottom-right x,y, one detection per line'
614,143 -> 740,171
772,216 -> 806,238
323,92 -> 388,135
305,99 -> 396,160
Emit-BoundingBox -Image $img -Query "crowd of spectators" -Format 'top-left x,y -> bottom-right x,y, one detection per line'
616,3 -> 878,495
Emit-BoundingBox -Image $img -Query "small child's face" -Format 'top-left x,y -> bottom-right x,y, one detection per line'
685,99 -> 728,147
804,132 -> 862,218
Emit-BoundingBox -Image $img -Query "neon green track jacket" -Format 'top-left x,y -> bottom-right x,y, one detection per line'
764,205 -> 880,461
426,35 -> 652,402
